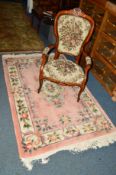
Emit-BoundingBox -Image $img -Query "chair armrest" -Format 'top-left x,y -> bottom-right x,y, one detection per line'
85,56 -> 92,66
42,47 -> 50,55
42,44 -> 55,55
84,56 -> 92,75
40,45 -> 55,74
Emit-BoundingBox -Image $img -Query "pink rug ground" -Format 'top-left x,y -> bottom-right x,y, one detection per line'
2,53 -> 116,170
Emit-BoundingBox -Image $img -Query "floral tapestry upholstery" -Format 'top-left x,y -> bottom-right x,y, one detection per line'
57,15 -> 91,56
43,54 -> 85,84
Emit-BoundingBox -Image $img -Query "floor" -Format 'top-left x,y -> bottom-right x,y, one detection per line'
0,1 -> 116,175
0,1 -> 44,52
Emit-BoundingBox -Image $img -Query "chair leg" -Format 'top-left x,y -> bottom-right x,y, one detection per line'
38,79 -> 43,93
77,86 -> 85,102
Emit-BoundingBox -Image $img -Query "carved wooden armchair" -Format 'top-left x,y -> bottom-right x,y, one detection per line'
38,8 -> 94,101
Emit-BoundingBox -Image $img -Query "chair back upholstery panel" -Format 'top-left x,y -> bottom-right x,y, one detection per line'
57,15 -> 91,56
54,9 -> 94,57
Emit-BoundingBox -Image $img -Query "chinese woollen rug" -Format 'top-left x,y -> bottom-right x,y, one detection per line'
2,53 -> 116,170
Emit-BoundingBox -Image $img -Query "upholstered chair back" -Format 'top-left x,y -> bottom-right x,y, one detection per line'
54,9 -> 94,58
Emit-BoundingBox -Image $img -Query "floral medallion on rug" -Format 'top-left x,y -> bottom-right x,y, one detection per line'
2,53 -> 116,170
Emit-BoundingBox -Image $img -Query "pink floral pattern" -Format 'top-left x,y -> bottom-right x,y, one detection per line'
3,54 -> 115,155
42,80 -> 64,107
22,133 -> 42,152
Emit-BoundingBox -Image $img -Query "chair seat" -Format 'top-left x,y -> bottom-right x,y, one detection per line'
43,54 -> 85,84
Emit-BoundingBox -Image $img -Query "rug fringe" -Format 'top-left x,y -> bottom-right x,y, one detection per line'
21,131 -> 116,170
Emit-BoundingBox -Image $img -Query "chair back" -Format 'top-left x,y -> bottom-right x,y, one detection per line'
54,8 -> 94,60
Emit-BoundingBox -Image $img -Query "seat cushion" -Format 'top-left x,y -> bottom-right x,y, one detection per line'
43,54 -> 85,84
